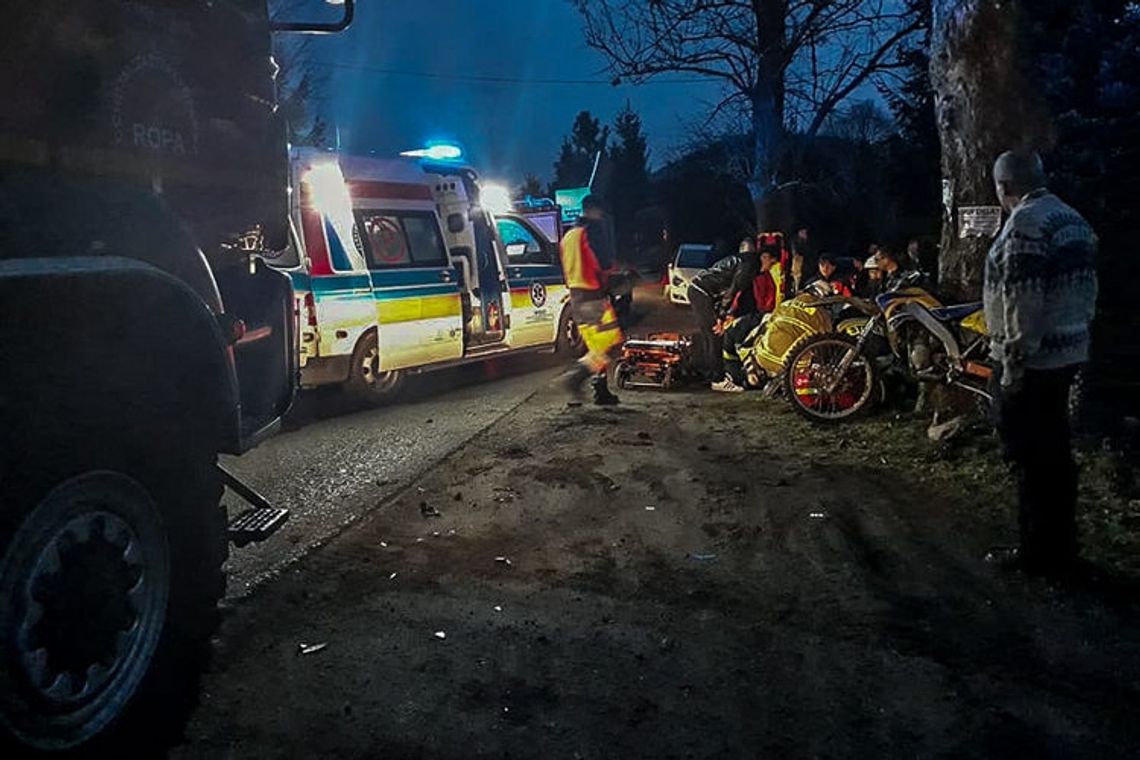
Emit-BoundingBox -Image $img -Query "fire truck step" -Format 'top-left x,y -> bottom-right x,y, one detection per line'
227,507 -> 290,547
218,464 -> 289,547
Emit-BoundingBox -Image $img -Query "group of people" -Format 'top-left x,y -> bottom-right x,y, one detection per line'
687,228 -> 917,393
556,150 -> 1099,582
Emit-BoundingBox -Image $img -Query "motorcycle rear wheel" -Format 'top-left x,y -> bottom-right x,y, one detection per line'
784,333 -> 877,423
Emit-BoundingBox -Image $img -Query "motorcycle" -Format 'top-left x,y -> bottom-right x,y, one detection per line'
738,280 -> 876,391
784,272 -> 993,422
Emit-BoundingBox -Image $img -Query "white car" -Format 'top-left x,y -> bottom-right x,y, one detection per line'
665,244 -> 716,305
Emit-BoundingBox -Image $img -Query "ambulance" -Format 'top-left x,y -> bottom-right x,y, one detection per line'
276,148 -> 579,399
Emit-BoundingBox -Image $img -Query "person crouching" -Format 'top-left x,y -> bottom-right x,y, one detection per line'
713,247 -> 780,392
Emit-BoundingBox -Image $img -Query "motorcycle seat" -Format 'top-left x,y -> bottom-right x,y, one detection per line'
930,302 -> 983,322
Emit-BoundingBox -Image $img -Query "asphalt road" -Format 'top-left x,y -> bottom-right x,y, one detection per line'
221,282 -> 686,596
221,353 -> 564,596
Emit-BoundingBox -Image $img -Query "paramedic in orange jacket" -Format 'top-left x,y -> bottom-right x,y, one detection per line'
558,195 -> 622,405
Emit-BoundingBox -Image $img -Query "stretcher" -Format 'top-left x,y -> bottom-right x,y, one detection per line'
613,332 -> 693,390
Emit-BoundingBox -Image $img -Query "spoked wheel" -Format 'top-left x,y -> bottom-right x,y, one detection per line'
784,333 -> 877,422
347,331 -> 405,402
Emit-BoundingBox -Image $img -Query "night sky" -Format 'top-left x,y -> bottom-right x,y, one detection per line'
301,0 -> 723,186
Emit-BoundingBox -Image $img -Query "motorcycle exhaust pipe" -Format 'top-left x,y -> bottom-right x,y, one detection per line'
951,380 -> 993,402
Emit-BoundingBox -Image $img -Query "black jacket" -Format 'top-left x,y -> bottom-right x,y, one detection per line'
690,255 -> 741,299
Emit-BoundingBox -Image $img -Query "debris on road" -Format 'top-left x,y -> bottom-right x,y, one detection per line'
689,553 -> 717,561
420,502 -> 442,518
388,572 -> 398,580
492,486 -> 519,504
928,414 -> 967,443
433,631 -> 447,640
493,605 -> 503,612
645,505 -> 656,511
379,541 -> 388,548
495,556 -> 513,567
809,512 -> 826,519
297,642 -> 327,656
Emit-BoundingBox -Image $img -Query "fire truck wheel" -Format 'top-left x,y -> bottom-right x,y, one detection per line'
0,446 -> 226,755
556,308 -> 585,356
347,331 -> 405,403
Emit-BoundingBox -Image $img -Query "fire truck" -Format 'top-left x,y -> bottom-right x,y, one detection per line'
0,1 -> 351,753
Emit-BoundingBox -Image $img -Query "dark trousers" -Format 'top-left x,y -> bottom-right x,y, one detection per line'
993,366 -> 1079,565
688,286 -> 723,381
723,313 -> 764,386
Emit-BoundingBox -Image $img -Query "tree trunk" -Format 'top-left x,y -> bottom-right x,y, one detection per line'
930,0 -> 1053,301
750,69 -> 787,232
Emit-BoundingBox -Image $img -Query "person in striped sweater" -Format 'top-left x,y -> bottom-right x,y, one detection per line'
983,150 -> 1098,576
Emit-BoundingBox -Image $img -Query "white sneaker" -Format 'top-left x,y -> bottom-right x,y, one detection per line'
711,376 -> 745,393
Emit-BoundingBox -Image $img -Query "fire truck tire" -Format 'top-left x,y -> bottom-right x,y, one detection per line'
0,442 -> 226,756
346,331 -> 405,403
556,308 -> 585,356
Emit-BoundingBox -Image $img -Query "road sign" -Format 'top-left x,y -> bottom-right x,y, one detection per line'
555,187 -> 590,224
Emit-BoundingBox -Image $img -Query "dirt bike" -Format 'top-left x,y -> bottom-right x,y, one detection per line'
737,281 -> 877,391
785,272 -> 994,422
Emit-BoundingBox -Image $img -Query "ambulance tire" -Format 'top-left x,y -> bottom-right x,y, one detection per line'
347,332 -> 405,403
0,438 -> 226,756
556,308 -> 585,356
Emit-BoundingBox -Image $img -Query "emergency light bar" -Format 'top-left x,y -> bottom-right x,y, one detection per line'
400,143 -> 463,161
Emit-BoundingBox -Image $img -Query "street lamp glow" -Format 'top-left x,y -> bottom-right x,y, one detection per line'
399,143 -> 463,161
480,183 -> 513,216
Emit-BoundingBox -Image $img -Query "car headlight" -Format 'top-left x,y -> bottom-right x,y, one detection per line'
672,276 -> 683,286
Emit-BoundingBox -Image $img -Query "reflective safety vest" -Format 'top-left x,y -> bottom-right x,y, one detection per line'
770,261 -> 785,306
560,226 -> 605,292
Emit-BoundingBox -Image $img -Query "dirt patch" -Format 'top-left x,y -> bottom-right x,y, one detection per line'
176,385 -> 1140,760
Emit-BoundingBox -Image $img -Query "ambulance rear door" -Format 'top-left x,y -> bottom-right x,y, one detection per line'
348,174 -> 464,370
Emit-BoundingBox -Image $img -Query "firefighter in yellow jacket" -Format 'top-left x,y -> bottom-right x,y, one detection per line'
558,195 -> 623,405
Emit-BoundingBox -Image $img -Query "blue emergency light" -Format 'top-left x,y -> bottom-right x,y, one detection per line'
400,142 -> 463,161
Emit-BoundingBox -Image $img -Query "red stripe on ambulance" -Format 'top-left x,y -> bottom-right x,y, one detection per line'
348,180 -> 433,201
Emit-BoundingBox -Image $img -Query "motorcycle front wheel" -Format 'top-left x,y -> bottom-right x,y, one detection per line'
784,333 -> 878,423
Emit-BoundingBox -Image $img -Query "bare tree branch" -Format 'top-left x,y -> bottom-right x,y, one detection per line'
573,0 -> 923,207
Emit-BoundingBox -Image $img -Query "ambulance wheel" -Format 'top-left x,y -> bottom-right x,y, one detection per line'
347,332 -> 405,403
0,441 -> 226,755
556,308 -> 584,356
